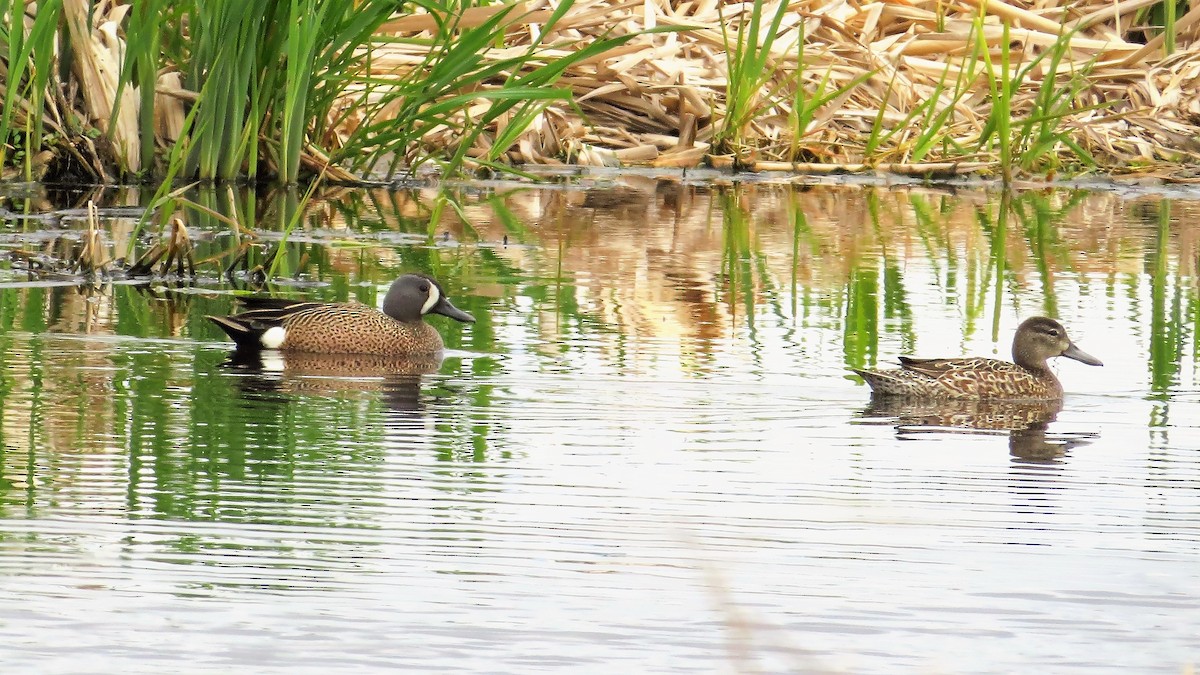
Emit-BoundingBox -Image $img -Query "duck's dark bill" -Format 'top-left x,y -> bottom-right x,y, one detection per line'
1062,343 -> 1103,366
433,299 -> 475,323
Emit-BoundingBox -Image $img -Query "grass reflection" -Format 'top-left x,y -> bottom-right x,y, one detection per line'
720,190 -> 760,332
1149,201 -> 1182,396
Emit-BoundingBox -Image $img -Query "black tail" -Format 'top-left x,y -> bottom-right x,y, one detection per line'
207,315 -> 266,351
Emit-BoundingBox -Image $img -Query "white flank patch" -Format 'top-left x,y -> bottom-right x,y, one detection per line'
260,326 -> 287,349
420,283 -> 440,314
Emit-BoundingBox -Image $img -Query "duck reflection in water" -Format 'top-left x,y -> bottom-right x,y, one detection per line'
858,397 -> 1098,463
224,350 -> 441,412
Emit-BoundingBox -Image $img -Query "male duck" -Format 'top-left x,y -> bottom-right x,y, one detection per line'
208,273 -> 475,355
852,316 -> 1102,400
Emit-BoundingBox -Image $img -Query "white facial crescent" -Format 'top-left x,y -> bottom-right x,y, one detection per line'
420,283 -> 440,315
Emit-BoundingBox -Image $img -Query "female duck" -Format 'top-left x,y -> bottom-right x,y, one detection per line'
853,316 -> 1102,400
208,273 -> 475,355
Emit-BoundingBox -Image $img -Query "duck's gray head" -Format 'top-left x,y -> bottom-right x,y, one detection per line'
382,274 -> 475,324
1012,316 -> 1103,369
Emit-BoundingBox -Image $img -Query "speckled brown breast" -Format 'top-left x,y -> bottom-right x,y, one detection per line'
278,304 -> 445,355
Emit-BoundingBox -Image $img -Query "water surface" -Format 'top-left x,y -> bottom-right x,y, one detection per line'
0,177 -> 1198,673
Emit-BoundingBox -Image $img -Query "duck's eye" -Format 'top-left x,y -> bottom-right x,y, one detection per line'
1047,329 -> 1060,337
419,283 -> 430,293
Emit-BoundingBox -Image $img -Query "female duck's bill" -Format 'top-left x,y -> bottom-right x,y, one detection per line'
1060,342 -> 1103,366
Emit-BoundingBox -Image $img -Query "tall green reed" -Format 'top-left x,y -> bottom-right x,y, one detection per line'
276,0 -> 407,183
864,59 -> 974,165
975,19 -> 1100,182
715,0 -> 788,157
171,0 -> 402,183
0,0 -> 61,175
789,22 -> 870,161
1164,0 -> 1177,54
119,0 -> 177,173
122,0 -> 635,184
335,0 -> 636,177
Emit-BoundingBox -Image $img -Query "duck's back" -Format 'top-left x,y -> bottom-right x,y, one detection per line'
856,357 -> 1060,399
278,303 -> 444,355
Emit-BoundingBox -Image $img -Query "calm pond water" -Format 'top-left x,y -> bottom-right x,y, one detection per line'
1,175 -> 1198,673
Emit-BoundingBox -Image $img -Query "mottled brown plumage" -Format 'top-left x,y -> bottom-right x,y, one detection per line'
852,317 -> 1103,400
208,273 -> 475,355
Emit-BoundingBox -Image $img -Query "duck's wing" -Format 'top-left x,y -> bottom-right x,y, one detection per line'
899,357 -> 1051,398
225,299 -> 334,326
207,300 -> 333,350
898,356 -> 1002,378
237,297 -> 325,314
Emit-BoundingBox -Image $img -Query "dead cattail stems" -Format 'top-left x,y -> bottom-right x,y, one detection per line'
372,0 -> 1200,175
7,0 -> 1200,180
62,0 -> 141,173
653,145 -> 709,167
749,161 -> 993,176
613,144 -> 660,161
154,72 -> 190,146
164,216 -> 196,277
128,215 -> 196,278
379,2 -> 544,33
677,112 -> 697,149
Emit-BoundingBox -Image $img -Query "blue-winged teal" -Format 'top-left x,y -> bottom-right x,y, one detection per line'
852,316 -> 1103,400
208,273 -> 475,355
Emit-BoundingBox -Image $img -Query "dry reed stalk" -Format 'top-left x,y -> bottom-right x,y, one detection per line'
63,0 -> 140,173
154,72 -> 189,146
380,2 -> 540,32
128,215 -> 197,277
76,201 -> 109,277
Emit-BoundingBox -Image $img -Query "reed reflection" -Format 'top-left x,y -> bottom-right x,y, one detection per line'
6,181 -> 1200,522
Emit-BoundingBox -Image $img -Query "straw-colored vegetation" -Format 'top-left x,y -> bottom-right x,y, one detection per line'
2,0 -> 1200,185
